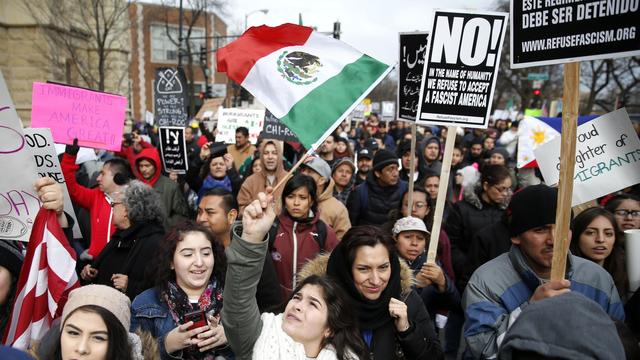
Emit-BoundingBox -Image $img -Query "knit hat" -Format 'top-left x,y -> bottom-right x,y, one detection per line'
507,184 -> 557,237
488,147 -> 509,161
499,292 -> 625,360
61,285 -> 131,331
0,241 -> 24,277
372,150 -> 398,172
392,216 -> 430,236
332,157 -> 355,174
424,136 -> 441,150
302,156 -> 332,180
357,148 -> 373,160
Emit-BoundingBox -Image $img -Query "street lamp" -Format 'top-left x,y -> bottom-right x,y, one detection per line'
245,9 -> 269,30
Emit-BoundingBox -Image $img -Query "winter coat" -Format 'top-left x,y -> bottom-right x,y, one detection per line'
221,226 -> 351,360
346,173 -> 408,227
237,140 -> 288,214
271,211 -> 338,299
463,246 -> 625,359
93,221 -> 165,300
317,178 -> 351,240
298,254 -> 443,360
114,137 -> 153,179
134,148 -> 189,230
61,153 -> 115,257
185,155 -> 243,200
462,218 -> 511,291
445,185 -> 507,290
227,143 -> 256,172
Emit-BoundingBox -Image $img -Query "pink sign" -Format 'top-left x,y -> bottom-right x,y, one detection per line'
30,82 -> 127,151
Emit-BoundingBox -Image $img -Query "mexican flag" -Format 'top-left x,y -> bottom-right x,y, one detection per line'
217,23 -> 392,149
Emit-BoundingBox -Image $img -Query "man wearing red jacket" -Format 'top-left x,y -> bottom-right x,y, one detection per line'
61,141 -> 131,260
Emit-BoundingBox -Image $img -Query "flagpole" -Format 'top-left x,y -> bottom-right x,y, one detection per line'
270,147 -> 315,194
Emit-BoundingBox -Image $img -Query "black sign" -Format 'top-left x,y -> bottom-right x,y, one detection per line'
154,68 -> 188,127
159,127 -> 188,174
511,0 -> 640,68
262,110 -> 299,142
398,32 -> 429,121
416,10 -> 508,129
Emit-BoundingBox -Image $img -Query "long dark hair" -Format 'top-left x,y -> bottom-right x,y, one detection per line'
199,153 -> 225,180
152,221 -> 226,294
292,275 -> 368,360
282,174 -> 318,217
570,207 -> 628,297
48,305 -> 133,360
481,164 -> 511,189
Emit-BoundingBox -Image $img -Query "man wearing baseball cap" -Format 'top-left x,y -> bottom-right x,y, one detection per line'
355,148 -> 373,186
300,156 -> 351,240
463,184 -> 624,359
346,149 -> 407,226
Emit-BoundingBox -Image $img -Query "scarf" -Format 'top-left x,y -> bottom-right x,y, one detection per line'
161,278 -> 223,360
198,175 -> 232,202
326,240 -> 402,330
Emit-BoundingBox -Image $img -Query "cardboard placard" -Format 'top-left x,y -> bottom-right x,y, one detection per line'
24,128 -> 81,238
416,10 -> 508,128
382,101 -> 395,121
216,108 -> 265,144
510,0 -> 640,68
0,72 -> 42,242
30,82 -> 127,151
398,32 -> 429,121
159,127 -> 188,174
154,68 -> 188,127
535,108 -> 640,206
262,110 -> 299,143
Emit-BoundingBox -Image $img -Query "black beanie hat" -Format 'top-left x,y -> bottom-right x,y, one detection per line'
372,150 -> 398,172
508,184 -> 558,237
0,241 -> 24,277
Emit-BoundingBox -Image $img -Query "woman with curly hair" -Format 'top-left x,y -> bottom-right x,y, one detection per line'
80,180 -> 166,300
131,221 -> 232,359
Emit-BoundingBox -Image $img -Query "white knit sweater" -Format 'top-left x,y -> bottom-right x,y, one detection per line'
252,313 -> 342,360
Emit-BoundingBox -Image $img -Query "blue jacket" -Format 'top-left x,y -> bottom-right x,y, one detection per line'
463,245 -> 625,359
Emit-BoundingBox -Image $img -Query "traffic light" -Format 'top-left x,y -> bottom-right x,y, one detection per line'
533,89 -> 541,96
205,85 -> 213,98
199,91 -> 206,100
530,88 -> 542,108
199,45 -> 207,65
333,21 -> 341,39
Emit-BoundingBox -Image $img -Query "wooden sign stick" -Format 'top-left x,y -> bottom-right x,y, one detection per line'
427,126 -> 457,263
406,123 -> 418,211
271,148 -> 314,193
550,62 -> 580,280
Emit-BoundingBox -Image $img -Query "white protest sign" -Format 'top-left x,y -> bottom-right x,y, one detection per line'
535,108 -> 640,206
24,128 -> 81,238
0,71 -> 42,242
216,108 -> 265,144
145,110 -> 154,126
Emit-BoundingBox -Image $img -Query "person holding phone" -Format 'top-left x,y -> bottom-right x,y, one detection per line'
131,221 -> 232,359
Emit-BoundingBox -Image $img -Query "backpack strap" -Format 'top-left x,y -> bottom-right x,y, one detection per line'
311,220 -> 327,251
358,182 -> 369,218
267,219 -> 280,250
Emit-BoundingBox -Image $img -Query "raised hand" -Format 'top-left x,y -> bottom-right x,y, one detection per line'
241,192 -> 276,243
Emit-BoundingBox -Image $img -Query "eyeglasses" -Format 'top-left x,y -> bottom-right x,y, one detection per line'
614,209 -> 640,218
492,185 -> 512,194
110,201 -> 123,208
403,201 -> 428,209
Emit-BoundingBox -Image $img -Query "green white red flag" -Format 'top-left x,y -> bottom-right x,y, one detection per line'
217,23 -> 392,149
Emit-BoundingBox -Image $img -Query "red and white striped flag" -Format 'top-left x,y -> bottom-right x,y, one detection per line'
2,209 -> 79,350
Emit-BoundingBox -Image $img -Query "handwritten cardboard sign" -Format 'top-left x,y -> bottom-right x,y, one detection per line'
510,0 -> 640,68
30,82 -> 127,151
416,10 -> 508,128
154,68 -> 188,127
535,108 -> 640,206
398,32 -> 429,121
24,128 -> 81,238
216,108 -> 265,144
0,72 -> 42,242
159,127 -> 188,174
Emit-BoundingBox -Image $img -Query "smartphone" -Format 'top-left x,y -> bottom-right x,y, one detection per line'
184,309 -> 207,331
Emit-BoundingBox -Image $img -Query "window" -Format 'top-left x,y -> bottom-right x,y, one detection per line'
150,24 -> 206,63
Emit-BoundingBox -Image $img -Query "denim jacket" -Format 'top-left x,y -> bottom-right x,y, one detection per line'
130,288 -> 233,360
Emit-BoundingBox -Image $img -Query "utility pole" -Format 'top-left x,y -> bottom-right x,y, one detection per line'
178,0 -> 184,66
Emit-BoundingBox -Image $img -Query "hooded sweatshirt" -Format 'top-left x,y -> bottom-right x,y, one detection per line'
237,140 -> 288,214
316,177 -> 351,240
133,148 -> 188,229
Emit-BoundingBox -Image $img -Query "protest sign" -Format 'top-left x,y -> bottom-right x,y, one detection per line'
263,110 -> 299,143
510,0 -> 640,68
145,110 -> 154,126
382,101 -> 395,121
535,108 -> 640,206
159,127 -> 188,174
351,103 -> 365,121
0,72 -> 42,242
154,68 -> 188,127
24,128 -> 81,237
416,10 -> 508,128
30,82 -> 127,151
398,32 -> 429,121
216,108 -> 265,144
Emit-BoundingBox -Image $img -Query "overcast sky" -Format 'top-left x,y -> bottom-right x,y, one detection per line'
223,0 -> 500,64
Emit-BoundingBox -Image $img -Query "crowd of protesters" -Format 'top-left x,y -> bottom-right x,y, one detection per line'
0,112 -> 639,359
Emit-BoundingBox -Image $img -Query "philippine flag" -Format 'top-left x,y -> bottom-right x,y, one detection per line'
517,115 -> 598,168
